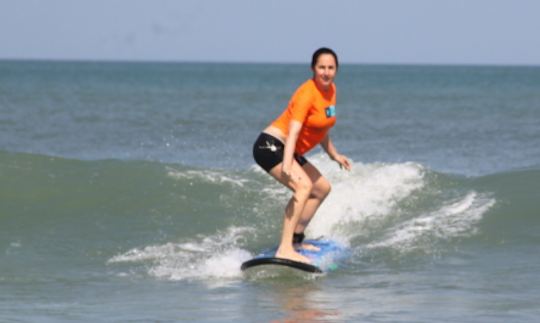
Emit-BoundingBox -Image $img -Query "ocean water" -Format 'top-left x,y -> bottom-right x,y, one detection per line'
1,60 -> 539,322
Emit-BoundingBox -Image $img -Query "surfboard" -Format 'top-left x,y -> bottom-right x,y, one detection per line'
241,238 -> 348,275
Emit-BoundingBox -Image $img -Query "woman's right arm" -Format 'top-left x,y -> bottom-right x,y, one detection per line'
282,120 -> 302,180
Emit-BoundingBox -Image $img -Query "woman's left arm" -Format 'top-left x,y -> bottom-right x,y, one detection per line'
320,134 -> 351,170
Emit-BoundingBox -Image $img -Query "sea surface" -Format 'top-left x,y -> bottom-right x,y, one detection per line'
1,60 -> 539,322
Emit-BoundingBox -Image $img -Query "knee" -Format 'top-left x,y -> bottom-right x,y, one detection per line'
313,179 -> 331,200
321,179 -> 332,198
294,179 -> 313,200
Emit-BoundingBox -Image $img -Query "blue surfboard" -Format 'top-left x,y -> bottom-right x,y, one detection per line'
241,239 -> 348,274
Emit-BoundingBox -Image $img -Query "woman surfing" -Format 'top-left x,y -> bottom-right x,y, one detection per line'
252,47 -> 351,264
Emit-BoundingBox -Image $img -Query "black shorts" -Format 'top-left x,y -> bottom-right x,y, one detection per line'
253,132 -> 308,173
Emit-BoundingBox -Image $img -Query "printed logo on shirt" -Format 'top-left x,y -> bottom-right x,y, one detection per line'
325,106 -> 336,118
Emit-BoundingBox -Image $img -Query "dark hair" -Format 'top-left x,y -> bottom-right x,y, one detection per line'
311,47 -> 339,69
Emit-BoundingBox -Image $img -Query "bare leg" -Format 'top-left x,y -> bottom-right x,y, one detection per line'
268,160 -> 313,264
294,162 -> 331,251
295,162 -> 331,233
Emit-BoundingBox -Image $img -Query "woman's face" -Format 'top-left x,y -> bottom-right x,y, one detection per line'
312,53 -> 337,90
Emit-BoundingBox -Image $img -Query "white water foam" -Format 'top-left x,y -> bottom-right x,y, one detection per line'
367,191 -> 496,253
306,154 -> 426,242
108,226 -> 254,283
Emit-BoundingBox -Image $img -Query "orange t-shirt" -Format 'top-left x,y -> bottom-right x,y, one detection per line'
271,79 -> 337,154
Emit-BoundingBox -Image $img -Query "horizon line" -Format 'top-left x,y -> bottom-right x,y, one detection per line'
1,57 -> 539,68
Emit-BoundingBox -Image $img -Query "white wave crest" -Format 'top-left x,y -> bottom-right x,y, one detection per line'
367,191 -> 496,252
166,166 -> 249,187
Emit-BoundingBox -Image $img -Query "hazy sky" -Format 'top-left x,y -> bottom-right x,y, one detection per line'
1,0 -> 539,65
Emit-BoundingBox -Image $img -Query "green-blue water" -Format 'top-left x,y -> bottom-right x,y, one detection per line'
1,61 -> 540,322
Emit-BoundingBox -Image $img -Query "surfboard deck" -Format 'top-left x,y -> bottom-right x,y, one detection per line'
241,239 -> 347,274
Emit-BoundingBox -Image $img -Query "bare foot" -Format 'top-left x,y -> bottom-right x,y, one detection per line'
275,248 -> 311,264
295,243 -> 320,252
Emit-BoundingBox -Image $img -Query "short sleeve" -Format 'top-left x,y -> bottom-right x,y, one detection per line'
289,85 -> 314,123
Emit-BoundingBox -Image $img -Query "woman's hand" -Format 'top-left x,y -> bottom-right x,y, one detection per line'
282,120 -> 302,182
282,162 -> 292,180
321,135 -> 351,171
333,154 -> 352,171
